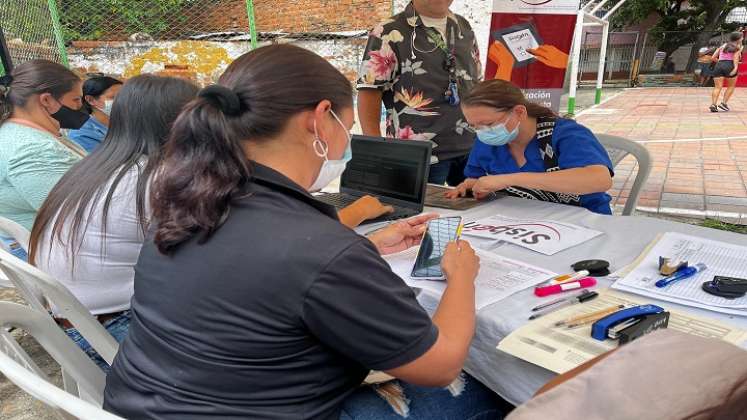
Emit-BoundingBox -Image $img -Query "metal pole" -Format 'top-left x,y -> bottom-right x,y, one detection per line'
0,26 -> 12,75
46,0 -> 69,67
567,9 -> 586,115
595,21 -> 610,104
245,0 -> 259,49
590,0 -> 611,14
602,0 -> 628,21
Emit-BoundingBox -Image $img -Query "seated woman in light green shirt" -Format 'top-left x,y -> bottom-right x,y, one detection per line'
0,59 -> 88,230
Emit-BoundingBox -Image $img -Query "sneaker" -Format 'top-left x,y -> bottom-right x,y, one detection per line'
719,102 -> 730,111
710,105 -> 719,112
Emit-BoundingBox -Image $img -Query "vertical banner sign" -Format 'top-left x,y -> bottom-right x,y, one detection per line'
486,0 -> 581,112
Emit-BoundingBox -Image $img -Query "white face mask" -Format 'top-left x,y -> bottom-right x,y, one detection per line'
100,99 -> 113,116
310,110 -> 352,192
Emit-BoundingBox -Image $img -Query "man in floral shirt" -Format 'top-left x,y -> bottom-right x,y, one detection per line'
357,0 -> 482,185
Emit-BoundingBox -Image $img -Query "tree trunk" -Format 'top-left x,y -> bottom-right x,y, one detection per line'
686,3 -> 727,73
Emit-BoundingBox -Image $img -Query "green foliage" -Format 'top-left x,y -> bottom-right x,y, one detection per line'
613,0 -> 747,52
57,0 -> 202,41
701,219 -> 747,234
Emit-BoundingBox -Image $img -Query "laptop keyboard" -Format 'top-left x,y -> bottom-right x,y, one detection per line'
315,194 -> 360,208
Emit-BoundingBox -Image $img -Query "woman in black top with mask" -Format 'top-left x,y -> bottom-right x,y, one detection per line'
103,45 -> 503,419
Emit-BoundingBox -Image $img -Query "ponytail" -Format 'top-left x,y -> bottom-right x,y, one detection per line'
0,59 -> 80,126
152,44 -> 353,254
152,86 -> 252,254
463,79 -> 556,119
724,32 -> 744,54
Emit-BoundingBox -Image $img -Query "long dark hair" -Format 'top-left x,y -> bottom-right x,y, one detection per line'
0,59 -> 80,124
81,76 -> 122,114
152,44 -> 353,254
463,79 -> 557,119
724,32 -> 744,54
29,75 -> 199,265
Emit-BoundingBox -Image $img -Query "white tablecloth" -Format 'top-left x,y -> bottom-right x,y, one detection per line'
361,197 -> 747,405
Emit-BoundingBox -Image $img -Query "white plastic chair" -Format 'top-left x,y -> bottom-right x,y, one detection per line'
0,247 -> 119,368
596,134 -> 653,216
0,215 -> 30,287
0,302 -> 122,420
0,215 -> 30,250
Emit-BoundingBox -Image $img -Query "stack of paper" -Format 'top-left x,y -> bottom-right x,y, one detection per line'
612,232 -> 747,316
497,289 -> 747,374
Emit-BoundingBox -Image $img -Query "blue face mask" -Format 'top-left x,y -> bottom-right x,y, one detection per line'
476,115 -> 519,147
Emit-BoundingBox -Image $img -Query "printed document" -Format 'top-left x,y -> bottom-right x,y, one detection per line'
460,215 -> 603,255
612,232 -> 747,315
384,249 -> 556,310
497,289 -> 747,374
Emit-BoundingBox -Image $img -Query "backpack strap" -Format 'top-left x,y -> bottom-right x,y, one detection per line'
503,116 -> 583,207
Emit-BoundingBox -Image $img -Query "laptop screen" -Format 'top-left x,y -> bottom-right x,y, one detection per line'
341,136 -> 431,206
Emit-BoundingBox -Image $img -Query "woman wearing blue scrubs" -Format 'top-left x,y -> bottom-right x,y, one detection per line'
447,80 -> 614,215
68,76 -> 122,152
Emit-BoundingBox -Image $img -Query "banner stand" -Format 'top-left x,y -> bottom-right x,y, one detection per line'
566,0 -> 628,116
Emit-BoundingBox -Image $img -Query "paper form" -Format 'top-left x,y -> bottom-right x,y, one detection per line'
496,289 -> 747,374
612,233 -> 747,315
384,249 -> 556,311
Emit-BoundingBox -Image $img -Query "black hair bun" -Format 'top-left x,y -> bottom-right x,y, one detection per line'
199,85 -> 242,116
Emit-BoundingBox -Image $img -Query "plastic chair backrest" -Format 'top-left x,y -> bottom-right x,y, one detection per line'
0,248 -> 119,365
0,302 -> 110,412
596,134 -> 653,216
0,215 -> 30,250
0,216 -> 30,287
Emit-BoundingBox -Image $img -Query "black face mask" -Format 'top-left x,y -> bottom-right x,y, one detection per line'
50,104 -> 89,130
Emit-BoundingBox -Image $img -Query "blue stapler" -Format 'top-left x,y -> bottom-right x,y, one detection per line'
591,305 -> 669,344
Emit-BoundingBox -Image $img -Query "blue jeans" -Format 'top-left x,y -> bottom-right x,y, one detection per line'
64,310 -> 131,373
339,374 -> 505,420
429,155 -> 469,186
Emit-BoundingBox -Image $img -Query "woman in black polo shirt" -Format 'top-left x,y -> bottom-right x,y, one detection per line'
103,45 -> 503,419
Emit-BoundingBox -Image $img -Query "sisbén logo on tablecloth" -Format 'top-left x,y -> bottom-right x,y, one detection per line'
462,221 -> 554,245
461,215 -> 602,255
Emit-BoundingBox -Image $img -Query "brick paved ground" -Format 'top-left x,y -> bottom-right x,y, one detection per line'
577,87 -> 747,224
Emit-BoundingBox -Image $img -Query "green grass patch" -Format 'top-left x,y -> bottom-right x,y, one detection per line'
701,219 -> 747,234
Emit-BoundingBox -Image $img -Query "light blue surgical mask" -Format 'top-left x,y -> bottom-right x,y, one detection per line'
476,114 -> 519,147
102,99 -> 114,116
310,110 -> 352,191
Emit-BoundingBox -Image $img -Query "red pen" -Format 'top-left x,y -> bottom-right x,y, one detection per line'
535,277 -> 597,297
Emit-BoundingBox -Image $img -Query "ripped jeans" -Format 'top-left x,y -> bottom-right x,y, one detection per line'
339,373 -> 505,420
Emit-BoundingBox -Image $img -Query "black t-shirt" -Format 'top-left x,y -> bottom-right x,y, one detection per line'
103,164 -> 438,419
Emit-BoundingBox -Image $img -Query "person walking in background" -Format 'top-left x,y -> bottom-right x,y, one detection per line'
710,32 -> 744,113
697,40 -> 719,86
357,0 -> 482,186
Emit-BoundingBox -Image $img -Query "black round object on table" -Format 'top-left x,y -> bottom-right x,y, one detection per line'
571,259 -> 611,277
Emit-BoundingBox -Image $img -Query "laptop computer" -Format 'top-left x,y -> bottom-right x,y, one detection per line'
315,135 -> 432,225
425,184 -> 504,211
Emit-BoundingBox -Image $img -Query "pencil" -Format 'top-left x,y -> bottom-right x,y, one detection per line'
554,305 -> 624,328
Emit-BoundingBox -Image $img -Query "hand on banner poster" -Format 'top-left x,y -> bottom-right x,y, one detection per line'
488,41 -> 515,81
527,45 -> 570,70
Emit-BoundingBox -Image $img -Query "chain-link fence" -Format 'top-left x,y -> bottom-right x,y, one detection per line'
0,0 -> 67,72
0,1 -> 394,84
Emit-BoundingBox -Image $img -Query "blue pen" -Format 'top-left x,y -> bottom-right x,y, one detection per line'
655,263 -> 707,288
